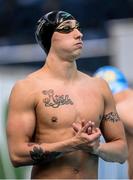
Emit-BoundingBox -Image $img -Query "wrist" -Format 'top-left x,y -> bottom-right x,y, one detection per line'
92,145 -> 100,156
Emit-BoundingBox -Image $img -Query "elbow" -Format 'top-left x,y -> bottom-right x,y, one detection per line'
10,155 -> 22,167
12,162 -> 21,168
119,157 -> 127,164
10,151 -> 26,167
119,156 -> 127,164
118,144 -> 128,164
119,153 -> 128,164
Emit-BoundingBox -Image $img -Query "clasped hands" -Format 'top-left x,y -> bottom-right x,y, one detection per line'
72,120 -> 101,155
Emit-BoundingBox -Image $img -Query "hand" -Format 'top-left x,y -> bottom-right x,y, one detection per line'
72,120 -> 101,155
72,120 -> 97,134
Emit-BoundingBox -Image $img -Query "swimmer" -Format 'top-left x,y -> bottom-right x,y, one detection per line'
6,12 -> 128,179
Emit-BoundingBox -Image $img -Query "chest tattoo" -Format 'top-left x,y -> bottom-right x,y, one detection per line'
42,89 -> 74,108
102,112 -> 120,122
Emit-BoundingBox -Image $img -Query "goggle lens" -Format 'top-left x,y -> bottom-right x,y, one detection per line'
55,22 -> 81,34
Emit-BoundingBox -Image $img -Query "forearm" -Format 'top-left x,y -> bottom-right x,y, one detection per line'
95,140 -> 128,163
9,137 -> 78,167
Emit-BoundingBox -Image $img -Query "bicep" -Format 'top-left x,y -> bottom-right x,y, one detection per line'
7,109 -> 36,143
100,82 -> 126,142
100,115 -> 126,143
6,82 -> 36,151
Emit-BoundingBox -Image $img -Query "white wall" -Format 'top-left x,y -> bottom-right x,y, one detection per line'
108,18 -> 133,84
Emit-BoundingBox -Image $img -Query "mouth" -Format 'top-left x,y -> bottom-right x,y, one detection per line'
74,42 -> 83,48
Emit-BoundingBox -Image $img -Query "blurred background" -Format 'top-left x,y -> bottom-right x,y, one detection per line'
0,0 -> 133,179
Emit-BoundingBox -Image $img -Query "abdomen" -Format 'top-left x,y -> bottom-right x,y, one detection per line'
31,151 -> 98,179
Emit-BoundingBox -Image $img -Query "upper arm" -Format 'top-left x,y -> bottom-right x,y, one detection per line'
6,80 -> 36,153
99,80 -> 126,142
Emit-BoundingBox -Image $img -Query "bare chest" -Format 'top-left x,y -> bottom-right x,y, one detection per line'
35,87 -> 104,129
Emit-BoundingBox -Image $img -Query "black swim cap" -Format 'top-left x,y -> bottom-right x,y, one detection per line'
35,11 -> 75,54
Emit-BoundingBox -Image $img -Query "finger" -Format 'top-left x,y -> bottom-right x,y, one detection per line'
80,120 -> 96,134
86,121 -> 95,134
89,121 -> 95,126
87,131 -> 101,142
94,128 -> 101,134
81,120 -> 86,127
87,126 -> 92,135
72,123 -> 80,132
81,121 -> 92,132
92,127 -> 101,134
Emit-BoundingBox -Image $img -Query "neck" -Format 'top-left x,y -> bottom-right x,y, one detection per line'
43,53 -> 78,81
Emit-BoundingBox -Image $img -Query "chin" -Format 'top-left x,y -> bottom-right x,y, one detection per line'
72,50 -> 82,59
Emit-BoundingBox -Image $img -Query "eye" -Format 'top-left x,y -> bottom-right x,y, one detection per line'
62,26 -> 71,31
58,26 -> 73,33
55,22 -> 82,34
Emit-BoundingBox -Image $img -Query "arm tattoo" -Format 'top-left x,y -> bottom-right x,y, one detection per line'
29,145 -> 62,164
102,112 -> 120,122
42,89 -> 73,108
30,146 -> 45,163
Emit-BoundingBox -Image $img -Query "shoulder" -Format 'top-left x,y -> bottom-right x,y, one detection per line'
8,77 -> 39,110
92,77 -> 114,103
83,72 -> 110,89
78,71 -> 110,91
11,69 -> 42,94
9,75 -> 39,105
94,77 -> 111,92
87,74 -> 107,86
78,71 -> 106,83
11,78 -> 35,95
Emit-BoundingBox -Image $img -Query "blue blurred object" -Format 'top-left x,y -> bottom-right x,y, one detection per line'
94,66 -> 129,94
98,136 -> 128,179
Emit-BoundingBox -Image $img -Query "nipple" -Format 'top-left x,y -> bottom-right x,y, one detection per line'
51,116 -> 58,123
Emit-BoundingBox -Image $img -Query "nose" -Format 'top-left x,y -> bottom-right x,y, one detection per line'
73,28 -> 83,39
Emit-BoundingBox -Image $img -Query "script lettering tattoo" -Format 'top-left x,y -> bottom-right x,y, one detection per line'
29,145 -> 62,164
102,112 -> 120,122
42,89 -> 74,108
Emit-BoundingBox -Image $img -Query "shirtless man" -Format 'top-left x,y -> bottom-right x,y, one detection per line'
6,11 -> 128,179
95,66 -> 133,179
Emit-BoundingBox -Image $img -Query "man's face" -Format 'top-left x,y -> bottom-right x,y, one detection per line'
51,20 -> 83,60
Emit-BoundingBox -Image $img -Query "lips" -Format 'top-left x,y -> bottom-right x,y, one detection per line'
76,41 -> 83,45
75,42 -> 83,48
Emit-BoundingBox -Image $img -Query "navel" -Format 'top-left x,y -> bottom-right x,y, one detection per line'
73,168 -> 80,174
